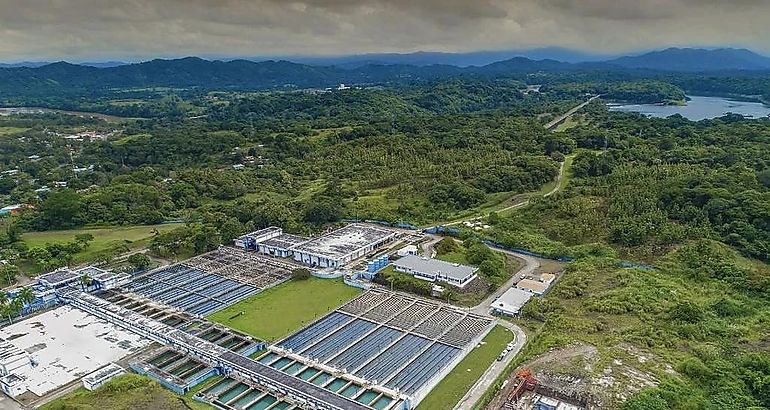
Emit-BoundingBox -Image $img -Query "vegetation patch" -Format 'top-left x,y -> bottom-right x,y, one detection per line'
39,373 -> 211,410
208,277 -> 360,341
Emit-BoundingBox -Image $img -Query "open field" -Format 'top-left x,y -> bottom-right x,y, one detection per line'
0,126 -> 28,136
21,223 -> 181,263
38,373 -> 210,410
416,325 -> 513,410
208,277 -> 361,341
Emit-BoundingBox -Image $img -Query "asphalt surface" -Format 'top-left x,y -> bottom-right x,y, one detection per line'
439,245 -> 539,410
0,396 -> 22,410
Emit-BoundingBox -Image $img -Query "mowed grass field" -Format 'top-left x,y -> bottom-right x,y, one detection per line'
21,223 -> 181,263
208,277 -> 361,341
416,325 -> 514,410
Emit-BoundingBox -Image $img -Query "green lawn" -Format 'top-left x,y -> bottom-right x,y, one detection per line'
208,277 -> 361,341
416,325 -> 514,410
21,223 -> 181,263
435,249 -> 470,265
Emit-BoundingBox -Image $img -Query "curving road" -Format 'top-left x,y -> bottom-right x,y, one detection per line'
451,247 -> 542,410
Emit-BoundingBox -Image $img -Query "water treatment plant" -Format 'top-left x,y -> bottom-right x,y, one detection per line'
0,223 -> 527,410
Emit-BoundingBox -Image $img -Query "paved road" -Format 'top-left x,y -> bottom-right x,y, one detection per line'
544,95 -> 600,131
0,396 -> 22,410
453,320 -> 527,410
470,248 -> 540,316
447,246 -> 540,410
444,158 -> 567,227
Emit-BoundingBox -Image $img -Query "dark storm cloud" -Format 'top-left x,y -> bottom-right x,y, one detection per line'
0,0 -> 768,61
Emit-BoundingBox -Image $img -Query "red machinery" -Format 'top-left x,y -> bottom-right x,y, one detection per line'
507,369 -> 539,403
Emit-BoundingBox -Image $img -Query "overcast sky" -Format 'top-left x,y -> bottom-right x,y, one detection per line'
0,0 -> 769,61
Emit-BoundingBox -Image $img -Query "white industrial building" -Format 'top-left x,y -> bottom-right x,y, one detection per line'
233,227 -> 283,250
257,234 -> 309,258
397,245 -> 418,257
0,342 -> 31,377
291,224 -> 397,268
82,363 -> 126,391
391,255 -> 478,289
0,306 -> 149,398
491,287 -> 533,316
0,374 -> 27,397
37,266 -> 130,290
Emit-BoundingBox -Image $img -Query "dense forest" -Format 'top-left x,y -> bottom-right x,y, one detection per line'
1,68 -> 769,408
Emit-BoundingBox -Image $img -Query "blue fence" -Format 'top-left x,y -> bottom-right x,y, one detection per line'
423,226 -> 461,236
340,219 -> 420,231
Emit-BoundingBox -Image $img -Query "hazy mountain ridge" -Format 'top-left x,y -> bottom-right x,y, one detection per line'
1,48 -> 770,96
608,47 -> 770,72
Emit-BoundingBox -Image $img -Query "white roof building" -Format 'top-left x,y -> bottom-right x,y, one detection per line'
397,245 -> 418,257
491,287 -> 533,316
82,363 -> 125,391
392,254 -> 478,288
291,224 -> 396,268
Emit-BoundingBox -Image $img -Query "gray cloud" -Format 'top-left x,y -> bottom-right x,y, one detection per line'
0,0 -> 768,61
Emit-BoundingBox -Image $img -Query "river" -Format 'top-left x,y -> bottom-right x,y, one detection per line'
608,95 -> 770,121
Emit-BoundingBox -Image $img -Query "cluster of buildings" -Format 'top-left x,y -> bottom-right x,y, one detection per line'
234,223 -> 484,291
0,204 -> 33,217
235,223 -> 398,269
492,273 -> 557,316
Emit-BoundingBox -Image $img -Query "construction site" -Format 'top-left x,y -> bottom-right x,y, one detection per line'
485,369 -> 589,410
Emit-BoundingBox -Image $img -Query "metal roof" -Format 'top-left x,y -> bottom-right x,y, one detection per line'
392,255 -> 478,281
291,224 -> 395,260
493,288 -> 533,314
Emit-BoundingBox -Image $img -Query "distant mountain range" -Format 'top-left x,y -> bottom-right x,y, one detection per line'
607,48 -> 770,72
3,47 -> 769,72
0,60 -> 127,69
263,47 -> 617,68
1,48 -> 770,96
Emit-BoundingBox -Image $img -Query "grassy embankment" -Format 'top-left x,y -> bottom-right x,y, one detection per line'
416,325 -> 514,410
39,373 -> 212,410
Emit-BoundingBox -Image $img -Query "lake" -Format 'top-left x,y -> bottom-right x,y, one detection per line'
608,95 -> 770,121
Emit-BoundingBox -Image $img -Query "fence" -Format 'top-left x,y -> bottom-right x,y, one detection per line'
341,219 -> 420,231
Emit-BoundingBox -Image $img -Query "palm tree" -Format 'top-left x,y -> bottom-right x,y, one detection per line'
0,291 -> 8,320
0,292 -> 19,324
16,287 -> 35,307
7,299 -> 23,323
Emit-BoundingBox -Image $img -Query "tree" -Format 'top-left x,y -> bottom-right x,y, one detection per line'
0,264 -> 19,286
303,199 -> 343,225
16,287 -> 35,306
291,268 -> 311,281
127,253 -> 151,272
74,233 -> 95,249
80,274 -> 93,291
4,223 -> 22,243
38,190 -> 83,229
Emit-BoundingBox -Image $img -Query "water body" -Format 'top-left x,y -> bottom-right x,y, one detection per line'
608,95 -> 770,121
